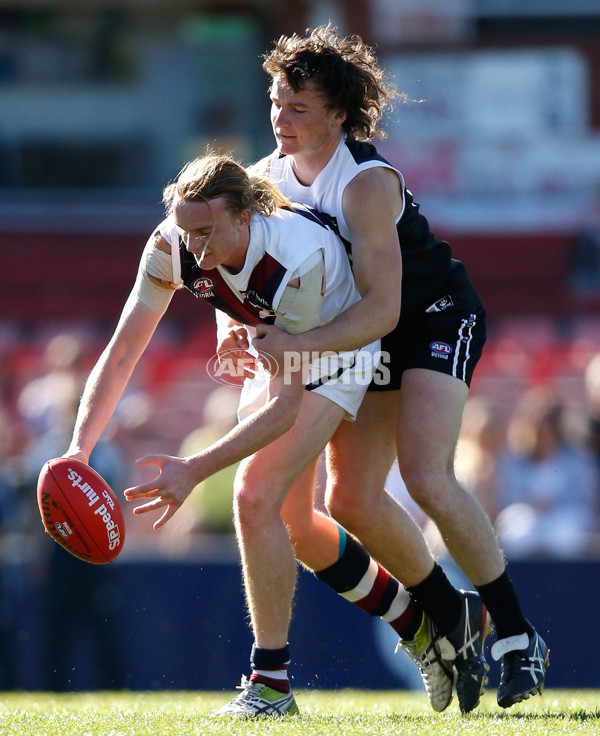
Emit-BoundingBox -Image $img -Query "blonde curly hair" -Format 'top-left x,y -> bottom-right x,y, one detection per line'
163,153 -> 291,217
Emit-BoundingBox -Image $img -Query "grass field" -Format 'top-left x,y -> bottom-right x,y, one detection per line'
0,689 -> 598,736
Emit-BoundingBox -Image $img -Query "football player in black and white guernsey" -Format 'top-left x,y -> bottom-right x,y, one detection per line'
242,24 -> 548,713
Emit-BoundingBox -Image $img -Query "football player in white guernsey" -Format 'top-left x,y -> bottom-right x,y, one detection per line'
63,153 -> 447,717
237,24 -> 548,712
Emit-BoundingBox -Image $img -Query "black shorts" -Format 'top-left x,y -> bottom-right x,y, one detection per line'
370,274 -> 486,392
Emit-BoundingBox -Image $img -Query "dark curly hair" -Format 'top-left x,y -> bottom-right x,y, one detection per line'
263,22 -> 404,141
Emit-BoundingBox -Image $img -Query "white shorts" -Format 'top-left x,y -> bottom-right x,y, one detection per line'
238,338 -> 382,422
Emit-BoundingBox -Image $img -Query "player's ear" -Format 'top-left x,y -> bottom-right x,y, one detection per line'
238,208 -> 252,228
333,109 -> 347,127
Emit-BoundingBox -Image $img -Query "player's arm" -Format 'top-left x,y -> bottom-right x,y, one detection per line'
65,232 -> 176,463
124,255 -> 324,528
253,167 -> 402,359
124,353 -> 305,528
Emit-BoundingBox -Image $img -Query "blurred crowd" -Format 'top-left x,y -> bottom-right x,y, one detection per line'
389,363 -> 600,562
2,323 -> 600,559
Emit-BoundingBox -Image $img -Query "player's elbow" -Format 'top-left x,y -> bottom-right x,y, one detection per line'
359,279 -> 400,338
384,308 -> 401,336
377,293 -> 401,337
112,341 -> 144,374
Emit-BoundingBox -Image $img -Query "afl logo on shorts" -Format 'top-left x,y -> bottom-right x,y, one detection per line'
193,277 -> 214,298
430,341 -> 452,359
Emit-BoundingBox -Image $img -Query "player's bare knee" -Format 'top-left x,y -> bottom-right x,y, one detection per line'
402,466 -> 456,517
233,483 -> 277,531
326,493 -> 366,535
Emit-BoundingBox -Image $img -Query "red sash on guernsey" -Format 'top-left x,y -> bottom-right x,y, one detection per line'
179,244 -> 287,326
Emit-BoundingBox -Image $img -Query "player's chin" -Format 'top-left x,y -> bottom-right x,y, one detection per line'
194,256 -> 211,270
276,137 -> 298,154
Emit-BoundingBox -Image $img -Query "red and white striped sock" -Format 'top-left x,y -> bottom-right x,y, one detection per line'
315,526 -> 421,640
249,643 -> 291,693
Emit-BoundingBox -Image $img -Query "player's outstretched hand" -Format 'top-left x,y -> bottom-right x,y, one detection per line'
124,454 -> 197,529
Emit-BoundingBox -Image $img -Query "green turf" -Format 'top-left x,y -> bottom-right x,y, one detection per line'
0,690 -> 598,735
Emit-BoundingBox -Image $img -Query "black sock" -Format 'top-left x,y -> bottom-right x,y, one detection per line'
475,569 -> 534,640
314,531 -> 371,593
405,562 -> 463,637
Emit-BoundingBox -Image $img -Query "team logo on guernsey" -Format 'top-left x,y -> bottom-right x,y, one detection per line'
193,277 -> 214,297
430,341 -> 452,359
245,289 -> 271,310
426,295 -> 454,313
244,289 -> 276,319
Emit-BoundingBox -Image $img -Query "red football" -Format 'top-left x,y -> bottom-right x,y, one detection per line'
37,457 -> 126,564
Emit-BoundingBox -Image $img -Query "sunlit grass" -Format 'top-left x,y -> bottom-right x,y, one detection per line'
0,689 -> 598,735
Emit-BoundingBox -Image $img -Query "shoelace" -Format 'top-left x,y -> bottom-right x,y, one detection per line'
232,676 -> 264,700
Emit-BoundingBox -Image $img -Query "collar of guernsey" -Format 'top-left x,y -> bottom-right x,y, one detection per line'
269,133 -> 405,243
